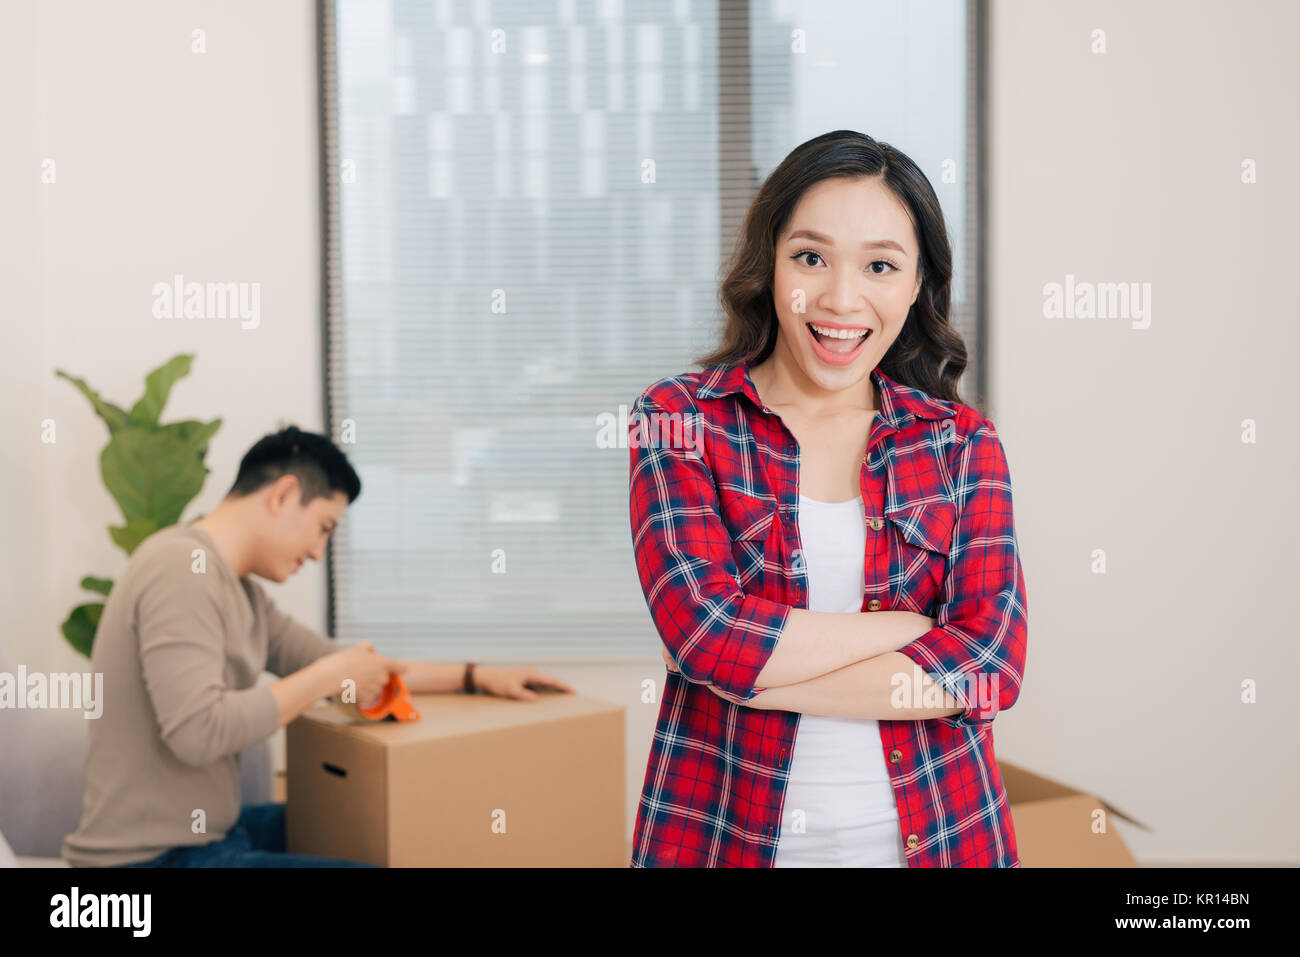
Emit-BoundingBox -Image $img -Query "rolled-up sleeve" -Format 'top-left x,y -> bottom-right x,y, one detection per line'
628,391 -> 790,702
897,421 -> 1028,730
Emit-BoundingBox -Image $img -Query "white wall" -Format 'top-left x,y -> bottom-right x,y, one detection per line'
1,0 -> 328,653
985,0 -> 1299,864
2,0 -> 1295,865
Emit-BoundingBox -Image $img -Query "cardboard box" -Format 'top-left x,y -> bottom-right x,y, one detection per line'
1000,761 -> 1147,866
286,691 -> 625,867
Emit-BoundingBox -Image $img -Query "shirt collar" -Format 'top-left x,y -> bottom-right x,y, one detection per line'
695,361 -> 956,429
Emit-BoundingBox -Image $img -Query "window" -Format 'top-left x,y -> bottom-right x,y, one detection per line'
320,0 -> 983,659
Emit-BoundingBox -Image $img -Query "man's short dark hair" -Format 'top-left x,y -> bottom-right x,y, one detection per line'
228,426 -> 361,505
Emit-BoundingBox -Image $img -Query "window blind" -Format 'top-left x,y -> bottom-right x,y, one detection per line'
320,0 -> 982,660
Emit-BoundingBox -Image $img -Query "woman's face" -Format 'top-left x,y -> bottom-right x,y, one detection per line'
770,175 -> 923,397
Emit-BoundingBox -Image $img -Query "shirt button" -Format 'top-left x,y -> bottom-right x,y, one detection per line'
868,517 -> 884,531
888,749 -> 903,764
866,599 -> 882,611
906,834 -> 920,849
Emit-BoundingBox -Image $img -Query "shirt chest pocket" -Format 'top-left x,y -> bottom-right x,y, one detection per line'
716,490 -> 777,592
883,499 -> 957,615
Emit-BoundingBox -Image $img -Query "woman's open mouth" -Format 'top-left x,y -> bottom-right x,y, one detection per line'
805,321 -> 872,366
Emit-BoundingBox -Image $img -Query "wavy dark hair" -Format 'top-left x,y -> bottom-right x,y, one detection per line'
696,129 -> 974,409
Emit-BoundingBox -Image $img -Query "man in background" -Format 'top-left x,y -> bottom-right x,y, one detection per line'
62,426 -> 573,867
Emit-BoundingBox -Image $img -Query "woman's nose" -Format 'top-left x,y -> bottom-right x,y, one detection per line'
827,265 -> 864,313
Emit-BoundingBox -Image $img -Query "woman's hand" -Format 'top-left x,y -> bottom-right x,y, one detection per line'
708,684 -> 755,706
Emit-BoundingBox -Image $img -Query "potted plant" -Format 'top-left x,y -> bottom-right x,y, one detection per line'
55,353 -> 221,657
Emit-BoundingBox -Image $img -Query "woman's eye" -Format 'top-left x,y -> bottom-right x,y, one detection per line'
795,250 -> 900,274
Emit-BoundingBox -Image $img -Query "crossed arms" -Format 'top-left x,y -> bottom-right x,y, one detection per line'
629,392 -> 1028,730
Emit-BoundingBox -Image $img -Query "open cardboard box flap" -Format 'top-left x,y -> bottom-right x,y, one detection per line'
999,760 -> 1148,867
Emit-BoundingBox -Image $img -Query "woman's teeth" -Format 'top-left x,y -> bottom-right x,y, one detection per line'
809,323 -> 869,340
807,322 -> 871,357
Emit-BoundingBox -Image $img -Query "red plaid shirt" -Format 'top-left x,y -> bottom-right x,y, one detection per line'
627,361 -> 1028,867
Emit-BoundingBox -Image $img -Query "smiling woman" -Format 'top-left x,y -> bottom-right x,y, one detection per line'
628,130 -> 1027,869
705,138 -> 965,401
761,174 -> 925,385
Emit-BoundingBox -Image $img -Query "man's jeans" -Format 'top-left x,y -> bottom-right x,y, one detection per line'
122,803 -> 375,867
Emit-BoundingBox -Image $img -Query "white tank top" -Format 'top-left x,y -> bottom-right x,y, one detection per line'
772,494 -> 908,867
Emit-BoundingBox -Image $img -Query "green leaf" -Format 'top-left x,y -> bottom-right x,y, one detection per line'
128,354 -> 194,426
62,602 -> 104,658
108,518 -> 160,556
54,370 -> 130,434
101,427 -> 210,528
159,418 -> 222,456
80,576 -> 114,596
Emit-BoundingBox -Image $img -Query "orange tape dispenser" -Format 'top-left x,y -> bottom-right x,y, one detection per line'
356,673 -> 421,722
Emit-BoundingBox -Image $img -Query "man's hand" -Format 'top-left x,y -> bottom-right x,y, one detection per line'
324,640 -> 408,709
475,666 -> 576,701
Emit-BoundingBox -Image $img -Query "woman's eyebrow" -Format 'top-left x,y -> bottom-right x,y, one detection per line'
786,228 -> 907,253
